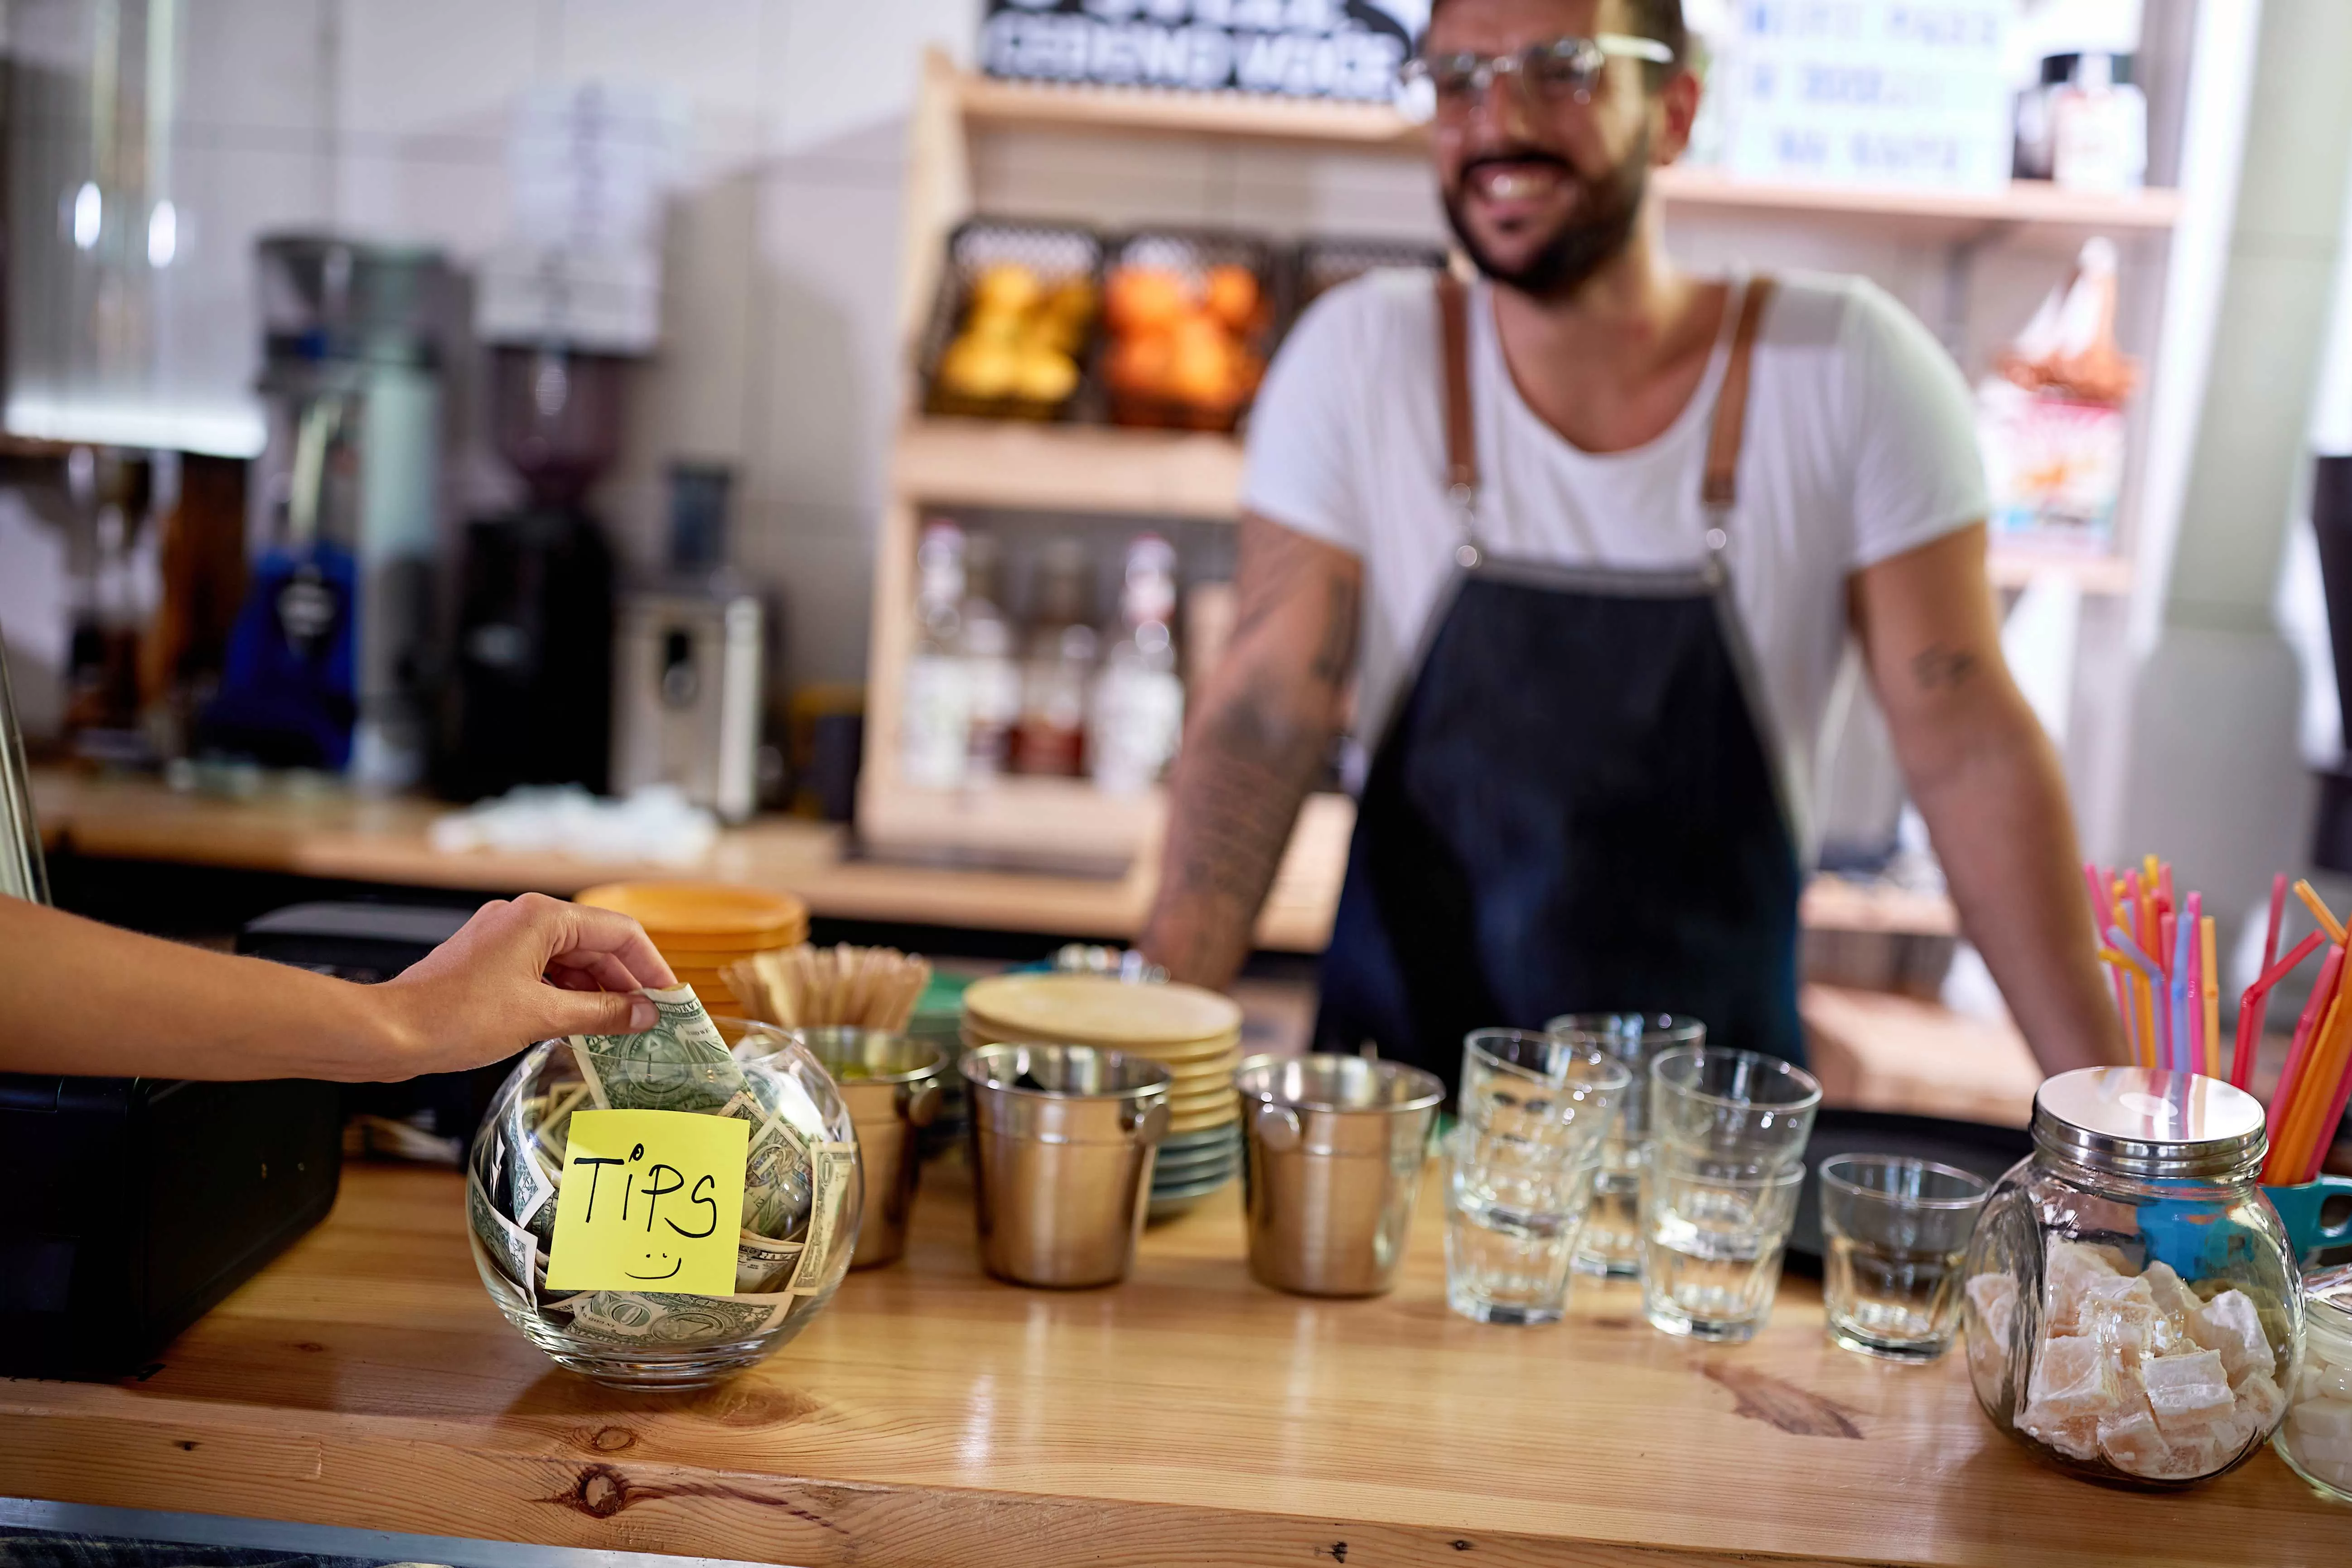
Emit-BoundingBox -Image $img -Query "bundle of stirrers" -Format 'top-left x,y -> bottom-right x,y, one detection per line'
723,943 -> 931,1032
2087,858 -> 2351,1185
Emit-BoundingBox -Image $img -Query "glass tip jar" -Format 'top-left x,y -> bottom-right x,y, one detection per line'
1961,1067 -> 2302,1488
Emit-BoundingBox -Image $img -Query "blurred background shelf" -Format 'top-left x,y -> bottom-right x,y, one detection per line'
893,415 -> 2135,593
950,65 -> 2182,239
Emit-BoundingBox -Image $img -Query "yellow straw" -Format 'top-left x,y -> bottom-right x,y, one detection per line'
2295,879 -> 2348,946
2200,916 -> 2221,1078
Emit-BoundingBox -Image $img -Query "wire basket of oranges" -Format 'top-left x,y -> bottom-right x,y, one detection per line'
1101,229 -> 1279,434
921,218 -> 1104,422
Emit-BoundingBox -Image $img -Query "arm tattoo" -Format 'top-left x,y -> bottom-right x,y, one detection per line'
1143,517 -> 1359,984
1911,642 -> 1980,692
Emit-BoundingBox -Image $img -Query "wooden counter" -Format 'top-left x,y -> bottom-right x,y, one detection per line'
30,769 -> 1961,952
3,1159 -> 2342,1568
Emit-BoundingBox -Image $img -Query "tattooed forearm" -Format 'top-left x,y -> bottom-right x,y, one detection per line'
1911,642 -> 1980,692
1140,514 -> 1361,988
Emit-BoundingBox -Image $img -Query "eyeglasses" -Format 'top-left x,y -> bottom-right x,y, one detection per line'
1396,34 -> 1675,125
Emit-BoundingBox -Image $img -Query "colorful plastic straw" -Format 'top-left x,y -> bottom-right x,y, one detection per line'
2303,1044 -> 2352,1184
2236,930 -> 2324,1093
2168,911 -> 2195,1075
2240,875 -> 2290,1090
2109,924 -> 2169,1071
2272,945 -> 2345,1148
2277,985 -> 2352,1184
2200,915 -> 2221,1079
2296,879 -> 2348,946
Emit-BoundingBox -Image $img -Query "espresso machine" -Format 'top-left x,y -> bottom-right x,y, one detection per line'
437,346 -> 623,798
199,237 -> 454,786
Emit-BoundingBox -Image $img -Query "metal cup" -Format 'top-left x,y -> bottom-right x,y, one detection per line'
1236,1054 -> 1445,1298
797,1027 -> 947,1269
961,1043 -> 1172,1288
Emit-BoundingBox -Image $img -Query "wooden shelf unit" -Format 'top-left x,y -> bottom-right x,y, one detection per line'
894,415 -> 2137,596
951,65 -> 2184,237
865,51 -> 2175,869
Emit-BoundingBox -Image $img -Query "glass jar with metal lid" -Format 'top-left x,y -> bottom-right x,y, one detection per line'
1961,1066 -> 2302,1487
2276,1264 -> 2352,1502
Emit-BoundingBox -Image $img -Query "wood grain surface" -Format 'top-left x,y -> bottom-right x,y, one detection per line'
4,1158 -> 2344,1568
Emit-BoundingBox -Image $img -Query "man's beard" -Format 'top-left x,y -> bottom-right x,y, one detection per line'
1443,132 -> 1649,300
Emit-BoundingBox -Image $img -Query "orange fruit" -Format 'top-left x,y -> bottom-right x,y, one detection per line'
1108,328 -> 1175,393
1167,315 -> 1238,406
1106,267 -> 1191,334
1204,265 -> 1260,333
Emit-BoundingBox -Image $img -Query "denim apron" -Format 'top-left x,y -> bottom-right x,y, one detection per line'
1313,274 -> 1805,1096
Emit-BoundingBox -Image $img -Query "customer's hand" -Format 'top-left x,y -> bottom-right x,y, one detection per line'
379,893 -> 677,1077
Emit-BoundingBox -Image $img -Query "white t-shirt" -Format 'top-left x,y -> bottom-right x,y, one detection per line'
1241,269 -> 1988,852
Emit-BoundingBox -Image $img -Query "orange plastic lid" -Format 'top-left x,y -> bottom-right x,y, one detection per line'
574,881 -> 809,937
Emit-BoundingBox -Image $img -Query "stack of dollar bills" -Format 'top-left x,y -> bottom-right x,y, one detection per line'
465,984 -> 859,1349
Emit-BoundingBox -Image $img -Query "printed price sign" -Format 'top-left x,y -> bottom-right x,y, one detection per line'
544,1109 -> 749,1294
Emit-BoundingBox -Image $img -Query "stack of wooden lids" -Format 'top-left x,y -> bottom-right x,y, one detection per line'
573,881 -> 809,1017
961,973 -> 1243,1216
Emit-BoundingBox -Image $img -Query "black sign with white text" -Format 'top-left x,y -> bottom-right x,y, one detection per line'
980,0 -> 1426,102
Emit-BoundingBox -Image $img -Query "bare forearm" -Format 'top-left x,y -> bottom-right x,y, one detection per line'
0,897 -> 415,1080
1143,685 -> 1338,988
1906,710 -> 2127,1074
1140,513 -> 1361,990
0,891 -> 669,1082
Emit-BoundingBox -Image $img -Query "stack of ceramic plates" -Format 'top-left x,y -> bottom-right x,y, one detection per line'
573,881 -> 809,1017
961,973 -> 1243,1219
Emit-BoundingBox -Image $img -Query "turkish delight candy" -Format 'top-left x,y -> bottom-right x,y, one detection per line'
2020,1336 -> 2116,1460
2188,1289 -> 2275,1383
2142,1349 -> 2235,1438
2095,1404 -> 2167,1474
2291,1394 -> 2352,1440
1966,1273 -> 2019,1390
2041,1239 -> 2125,1336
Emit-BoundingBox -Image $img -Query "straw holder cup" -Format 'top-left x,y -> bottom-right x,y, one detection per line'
960,1043 -> 1173,1288
1237,1054 -> 1445,1297
795,1027 -> 948,1269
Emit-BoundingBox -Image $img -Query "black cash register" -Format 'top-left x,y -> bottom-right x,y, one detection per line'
0,902 -> 486,1381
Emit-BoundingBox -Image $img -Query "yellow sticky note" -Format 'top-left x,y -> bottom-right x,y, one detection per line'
544,1109 -> 749,1294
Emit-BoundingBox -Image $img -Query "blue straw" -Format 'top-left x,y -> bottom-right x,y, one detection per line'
2169,912 -> 2197,1075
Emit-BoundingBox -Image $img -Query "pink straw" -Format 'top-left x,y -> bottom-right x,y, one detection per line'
2237,930 -> 2325,1092
2274,946 -> 2345,1143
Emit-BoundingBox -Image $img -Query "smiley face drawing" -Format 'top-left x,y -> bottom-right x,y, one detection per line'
625,1250 -> 683,1281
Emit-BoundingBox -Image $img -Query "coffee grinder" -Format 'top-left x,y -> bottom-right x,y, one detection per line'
437,346 -> 624,798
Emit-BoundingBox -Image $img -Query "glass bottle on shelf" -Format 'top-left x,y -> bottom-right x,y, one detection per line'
1011,536 -> 1096,778
960,529 -> 1020,783
1089,532 -> 1184,796
898,517 -> 971,790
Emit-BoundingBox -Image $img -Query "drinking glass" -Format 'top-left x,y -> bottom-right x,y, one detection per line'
1457,1028 -> 1629,1211
1817,1154 -> 1990,1362
1640,1148 -> 1804,1342
1443,1125 -> 1605,1326
1649,1047 -> 1821,1170
1545,1013 -> 1705,1277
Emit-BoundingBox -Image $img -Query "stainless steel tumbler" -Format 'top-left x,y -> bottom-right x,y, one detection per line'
797,1027 -> 947,1269
961,1042 -> 1171,1288
1237,1054 -> 1444,1297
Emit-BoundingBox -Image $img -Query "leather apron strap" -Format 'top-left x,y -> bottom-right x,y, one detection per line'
1433,272 -> 1778,531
